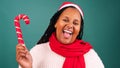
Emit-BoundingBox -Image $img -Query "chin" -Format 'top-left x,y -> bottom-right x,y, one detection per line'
60,40 -> 73,45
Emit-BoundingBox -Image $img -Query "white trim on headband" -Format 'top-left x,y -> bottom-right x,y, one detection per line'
59,4 -> 84,18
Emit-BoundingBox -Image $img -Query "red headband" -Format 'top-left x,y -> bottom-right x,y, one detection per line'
59,2 -> 84,19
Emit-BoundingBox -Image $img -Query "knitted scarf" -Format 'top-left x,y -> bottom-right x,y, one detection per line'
49,33 -> 92,68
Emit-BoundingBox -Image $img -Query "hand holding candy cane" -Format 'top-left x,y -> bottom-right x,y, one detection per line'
14,14 -> 30,44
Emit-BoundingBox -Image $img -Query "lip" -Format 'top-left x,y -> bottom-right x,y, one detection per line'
62,29 -> 73,39
63,29 -> 73,35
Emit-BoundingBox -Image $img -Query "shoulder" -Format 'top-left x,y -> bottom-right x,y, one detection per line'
30,42 -> 49,53
30,42 -> 50,58
84,49 -> 104,68
29,42 -> 50,67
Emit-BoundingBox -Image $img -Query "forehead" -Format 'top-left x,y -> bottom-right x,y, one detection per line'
60,7 -> 81,20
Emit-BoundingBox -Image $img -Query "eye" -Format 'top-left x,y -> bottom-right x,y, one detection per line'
63,19 -> 69,22
73,21 -> 79,25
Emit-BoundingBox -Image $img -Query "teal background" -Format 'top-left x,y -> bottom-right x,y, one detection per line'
0,0 -> 120,68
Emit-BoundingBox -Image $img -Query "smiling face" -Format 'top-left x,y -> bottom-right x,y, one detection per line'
55,7 -> 81,44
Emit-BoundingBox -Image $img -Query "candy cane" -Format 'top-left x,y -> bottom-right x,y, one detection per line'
14,14 -> 30,44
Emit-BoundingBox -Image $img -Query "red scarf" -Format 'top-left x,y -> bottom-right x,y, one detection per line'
49,33 -> 92,68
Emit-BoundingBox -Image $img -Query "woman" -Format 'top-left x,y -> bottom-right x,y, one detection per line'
16,2 -> 104,68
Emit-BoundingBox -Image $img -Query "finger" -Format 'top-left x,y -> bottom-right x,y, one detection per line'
16,44 -> 26,49
16,44 -> 29,52
16,52 -> 26,61
16,47 -> 26,56
16,46 -> 29,59
16,47 -> 28,58
16,53 -> 24,62
16,44 -> 28,55
16,55 -> 26,63
16,49 -> 27,55
16,52 -> 26,59
16,46 -> 25,52
16,50 -> 27,61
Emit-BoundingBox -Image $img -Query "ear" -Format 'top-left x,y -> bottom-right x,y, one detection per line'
54,23 -> 57,28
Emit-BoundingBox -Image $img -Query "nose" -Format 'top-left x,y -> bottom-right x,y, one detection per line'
66,23 -> 73,29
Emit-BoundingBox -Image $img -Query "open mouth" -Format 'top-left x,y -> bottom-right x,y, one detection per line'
63,30 -> 73,38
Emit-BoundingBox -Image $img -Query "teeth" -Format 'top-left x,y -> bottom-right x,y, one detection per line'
64,30 -> 72,34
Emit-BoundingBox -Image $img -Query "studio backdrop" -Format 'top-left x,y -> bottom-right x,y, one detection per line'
0,0 -> 120,68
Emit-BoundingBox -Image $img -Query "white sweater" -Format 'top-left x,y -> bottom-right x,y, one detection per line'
19,42 -> 104,68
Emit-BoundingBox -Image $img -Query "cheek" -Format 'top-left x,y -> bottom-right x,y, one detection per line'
56,20 -> 65,31
75,26 -> 80,34
55,22 -> 64,34
74,26 -> 80,35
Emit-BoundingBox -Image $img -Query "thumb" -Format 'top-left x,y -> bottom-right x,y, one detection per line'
21,44 -> 29,51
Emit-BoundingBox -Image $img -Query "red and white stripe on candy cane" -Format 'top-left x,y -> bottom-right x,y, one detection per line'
14,14 -> 30,44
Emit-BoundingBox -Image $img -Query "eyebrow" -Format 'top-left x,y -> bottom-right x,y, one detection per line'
63,16 -> 80,22
63,16 -> 69,19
